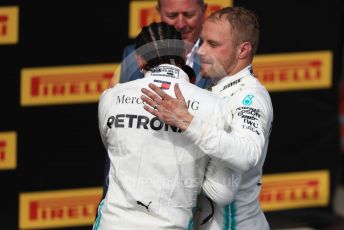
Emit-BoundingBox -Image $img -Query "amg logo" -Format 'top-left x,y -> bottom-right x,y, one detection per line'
186,99 -> 199,110
107,114 -> 182,133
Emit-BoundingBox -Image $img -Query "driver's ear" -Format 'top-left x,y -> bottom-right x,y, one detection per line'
238,42 -> 252,59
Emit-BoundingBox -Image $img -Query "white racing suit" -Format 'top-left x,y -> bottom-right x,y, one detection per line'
187,65 -> 273,230
93,64 -> 233,230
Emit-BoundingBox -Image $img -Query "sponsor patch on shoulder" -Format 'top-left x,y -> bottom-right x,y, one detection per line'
242,94 -> 254,106
154,79 -> 171,90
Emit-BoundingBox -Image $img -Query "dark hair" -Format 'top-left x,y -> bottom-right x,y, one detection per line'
182,65 -> 196,84
135,22 -> 185,70
209,7 -> 260,57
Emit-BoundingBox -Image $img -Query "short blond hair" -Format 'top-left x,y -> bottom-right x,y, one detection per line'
209,7 -> 260,56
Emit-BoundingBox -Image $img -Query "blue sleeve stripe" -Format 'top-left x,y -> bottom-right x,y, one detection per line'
230,201 -> 236,230
223,204 -> 229,230
188,206 -> 196,230
223,201 -> 236,230
92,199 -> 105,230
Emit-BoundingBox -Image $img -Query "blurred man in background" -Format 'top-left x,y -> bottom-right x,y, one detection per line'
119,0 -> 210,88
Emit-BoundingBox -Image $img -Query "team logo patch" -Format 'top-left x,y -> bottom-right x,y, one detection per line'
242,95 -> 254,106
154,80 -> 171,90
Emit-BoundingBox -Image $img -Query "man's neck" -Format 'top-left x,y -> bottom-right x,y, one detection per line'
212,63 -> 252,85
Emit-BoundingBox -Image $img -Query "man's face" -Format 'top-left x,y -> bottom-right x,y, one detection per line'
198,19 -> 239,79
158,0 -> 205,44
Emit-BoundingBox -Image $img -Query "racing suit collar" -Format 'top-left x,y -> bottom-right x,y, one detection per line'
144,64 -> 190,82
211,65 -> 252,93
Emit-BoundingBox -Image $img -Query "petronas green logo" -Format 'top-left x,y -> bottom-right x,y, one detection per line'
242,95 -> 254,106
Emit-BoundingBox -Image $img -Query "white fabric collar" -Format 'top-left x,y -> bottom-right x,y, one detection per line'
211,65 -> 252,93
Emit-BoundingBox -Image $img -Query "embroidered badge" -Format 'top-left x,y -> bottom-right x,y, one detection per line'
242,95 -> 254,106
